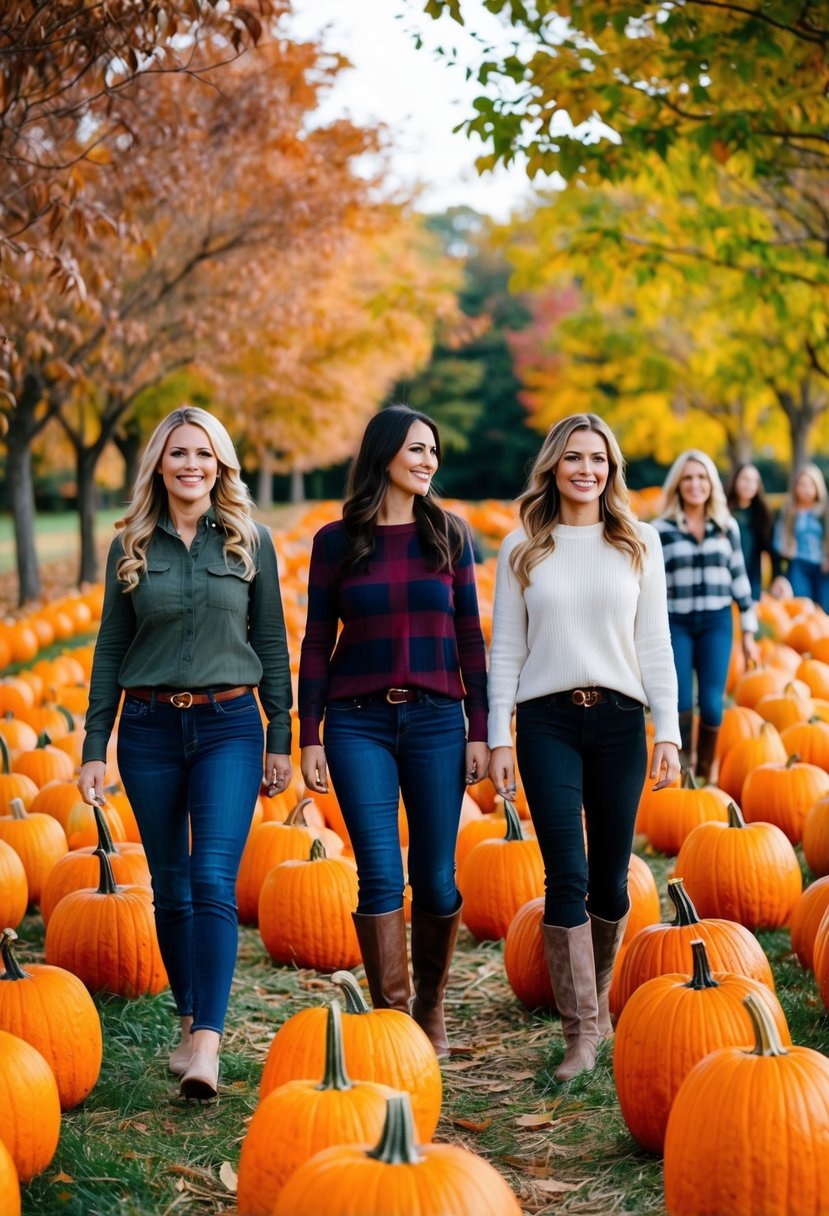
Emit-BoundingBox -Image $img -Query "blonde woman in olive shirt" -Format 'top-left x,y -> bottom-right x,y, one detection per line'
79,407 -> 292,1100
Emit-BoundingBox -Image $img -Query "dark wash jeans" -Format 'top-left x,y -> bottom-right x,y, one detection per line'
515,691 -> 647,928
668,605 -> 733,727
323,694 -> 466,916
117,691 -> 263,1034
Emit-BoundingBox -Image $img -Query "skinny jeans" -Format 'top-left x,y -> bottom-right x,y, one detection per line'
515,691 -> 647,928
788,557 -> 829,612
323,694 -> 466,916
668,606 -> 733,728
117,691 -> 263,1034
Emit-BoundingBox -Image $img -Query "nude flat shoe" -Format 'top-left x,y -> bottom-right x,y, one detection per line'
180,1049 -> 219,1100
168,1038 -> 192,1076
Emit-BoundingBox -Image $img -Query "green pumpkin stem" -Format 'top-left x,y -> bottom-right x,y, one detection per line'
786,754 -> 800,768
55,705 -> 75,732
744,992 -> 789,1058
503,799 -> 524,841
94,847 -> 119,896
0,735 -> 9,775
686,938 -> 719,990
309,837 -> 327,862
726,802 -> 746,829
93,802 -> 117,854
367,1094 -> 424,1165
332,969 -> 372,1015
36,732 -> 52,749
317,1000 -> 353,1092
667,877 -> 701,926
0,928 -> 30,981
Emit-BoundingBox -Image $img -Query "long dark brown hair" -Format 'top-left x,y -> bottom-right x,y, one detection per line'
341,405 -> 466,574
725,463 -> 773,552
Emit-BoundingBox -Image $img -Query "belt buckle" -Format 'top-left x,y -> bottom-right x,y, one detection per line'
386,688 -> 409,704
572,688 -> 599,707
170,691 -> 194,708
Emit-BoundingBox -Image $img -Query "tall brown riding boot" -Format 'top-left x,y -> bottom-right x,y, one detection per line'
678,709 -> 695,773
410,902 -> 462,1060
589,910 -> 628,1038
695,722 -> 720,783
542,920 -> 600,1082
352,908 -> 411,1013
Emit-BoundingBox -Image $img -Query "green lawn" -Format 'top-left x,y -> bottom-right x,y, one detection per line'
0,512 -> 122,576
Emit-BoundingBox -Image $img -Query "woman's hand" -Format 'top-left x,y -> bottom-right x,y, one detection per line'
465,741 -> 490,786
264,753 -> 292,796
650,741 -> 681,791
488,745 -> 516,800
301,745 -> 328,794
742,633 -> 759,665
78,760 -> 107,807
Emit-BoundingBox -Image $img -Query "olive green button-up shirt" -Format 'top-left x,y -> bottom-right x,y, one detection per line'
82,510 -> 292,762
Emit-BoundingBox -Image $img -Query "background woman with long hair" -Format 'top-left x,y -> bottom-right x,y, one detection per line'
725,462 -> 773,603
488,413 -> 680,1082
655,449 -> 758,780
298,404 -> 489,1059
78,407 -> 292,1100
771,463 -> 829,610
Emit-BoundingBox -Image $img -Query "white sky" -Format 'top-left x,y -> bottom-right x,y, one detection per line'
285,0 -> 544,220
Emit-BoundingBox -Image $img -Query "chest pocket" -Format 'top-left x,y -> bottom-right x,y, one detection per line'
133,560 -> 174,619
207,563 -> 250,612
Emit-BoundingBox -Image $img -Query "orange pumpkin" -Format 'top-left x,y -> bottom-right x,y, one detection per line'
0,1137 -> 19,1216
64,799 -> 127,851
458,800 -> 545,941
646,769 -> 728,857
718,721 -> 787,803
754,683 -> 814,732
803,796 -> 829,877
715,705 -> 764,766
780,716 -> 829,772
0,1027 -> 60,1181
41,803 -> 151,924
237,799 -> 343,925
789,877 -> 829,970
0,839 -> 27,930
0,797 -> 68,906
742,754 -> 829,845
796,656 -> 829,700
733,665 -> 791,710
626,852 -> 662,940
258,839 -> 360,971
503,896 -> 555,1012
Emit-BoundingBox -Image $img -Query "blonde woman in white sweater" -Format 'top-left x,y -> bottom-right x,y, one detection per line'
488,414 -> 681,1082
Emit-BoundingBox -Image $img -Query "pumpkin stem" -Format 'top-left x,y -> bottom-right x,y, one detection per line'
94,847 -> 119,896
36,731 -> 52,749
0,734 -> 9,775
55,705 -> 75,732
667,877 -> 701,926
685,938 -> 719,991
502,799 -> 524,842
9,797 -> 27,821
0,928 -> 30,981
317,999 -> 353,1092
93,802 -> 117,854
744,992 -> 789,1058
367,1094 -> 424,1166
726,802 -> 746,829
785,754 -> 801,768
286,798 -> 313,827
680,767 -> 697,790
309,837 -> 327,862
332,969 -> 372,1015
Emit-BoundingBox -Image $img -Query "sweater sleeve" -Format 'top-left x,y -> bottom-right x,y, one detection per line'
634,525 -> 682,747
487,532 -> 529,749
297,527 -> 340,748
452,525 -> 488,742
249,526 -> 293,755
82,537 -> 136,764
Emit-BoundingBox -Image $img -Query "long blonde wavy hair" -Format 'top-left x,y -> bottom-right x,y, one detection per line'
658,450 -> 731,532
776,462 -> 829,560
116,406 -> 259,592
510,413 -> 646,588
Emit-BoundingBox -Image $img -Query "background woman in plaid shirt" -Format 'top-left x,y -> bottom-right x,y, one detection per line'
654,450 -> 759,781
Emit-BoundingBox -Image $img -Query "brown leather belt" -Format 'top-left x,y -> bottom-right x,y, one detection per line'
125,686 -> 252,708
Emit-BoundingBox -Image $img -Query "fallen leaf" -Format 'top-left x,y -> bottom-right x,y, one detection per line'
515,1112 -> 556,1128
535,1178 -> 581,1194
449,1117 -> 492,1133
50,1172 -> 74,1184
219,1161 -> 238,1193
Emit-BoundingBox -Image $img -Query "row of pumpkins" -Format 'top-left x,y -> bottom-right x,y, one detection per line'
0,511 -> 828,1211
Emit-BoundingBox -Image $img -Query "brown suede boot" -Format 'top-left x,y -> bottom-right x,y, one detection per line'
678,709 -> 695,773
589,911 -> 628,1038
542,920 -> 600,1082
410,902 -> 462,1060
352,908 -> 411,1013
695,723 -> 720,783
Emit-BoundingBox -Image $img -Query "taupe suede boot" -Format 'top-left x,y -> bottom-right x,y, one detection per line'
410,902 -> 462,1060
352,908 -> 411,1013
695,722 -> 720,783
678,709 -> 695,773
542,920 -> 600,1082
589,911 -> 628,1038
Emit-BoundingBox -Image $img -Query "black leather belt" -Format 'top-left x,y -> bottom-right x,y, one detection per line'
554,687 -> 607,707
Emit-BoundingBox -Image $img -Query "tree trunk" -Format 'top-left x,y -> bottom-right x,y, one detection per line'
777,381 -> 823,474
76,445 -> 102,585
289,466 -> 305,504
256,455 -> 273,509
5,371 -> 52,605
112,426 -> 142,499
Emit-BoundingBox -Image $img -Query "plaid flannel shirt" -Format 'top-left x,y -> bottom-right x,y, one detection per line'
652,516 -> 758,635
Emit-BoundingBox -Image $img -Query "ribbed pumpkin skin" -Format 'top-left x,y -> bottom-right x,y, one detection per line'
626,853 -> 661,940
646,781 -> 727,857
259,997 -> 441,1142
0,1136 -> 20,1216
0,1028 -> 61,1181
790,877 -> 829,969
674,810 -> 802,929
742,758 -> 829,845
663,1033 -> 829,1214
0,839 -> 27,929
503,896 -> 555,1011
0,808 -> 67,905
236,819 -> 319,924
614,964 -> 791,1154
718,725 -> 787,803
0,935 -> 103,1110
803,796 -> 829,877
272,1141 -> 524,1216
45,884 -> 167,997
815,909 -> 829,1015
40,844 -> 151,924
458,807 -> 545,943
715,706 -> 763,765
258,851 -> 360,971
781,719 -> 829,772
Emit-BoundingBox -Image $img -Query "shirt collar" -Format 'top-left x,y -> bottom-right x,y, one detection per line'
157,504 -> 221,536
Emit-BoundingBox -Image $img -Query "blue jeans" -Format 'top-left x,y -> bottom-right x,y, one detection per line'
668,606 -> 733,727
323,694 -> 466,916
117,691 -> 264,1034
788,558 -> 829,611
515,691 -> 647,927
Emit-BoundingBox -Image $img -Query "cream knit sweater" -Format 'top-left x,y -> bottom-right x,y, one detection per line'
487,522 -> 681,749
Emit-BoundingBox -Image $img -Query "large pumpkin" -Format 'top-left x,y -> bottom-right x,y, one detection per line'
272,1092 -> 523,1216
718,721 -> 787,803
0,1136 -> 20,1216
0,838 -> 27,929
0,796 -> 68,906
260,970 -> 441,1142
258,839 -> 360,971
789,876 -> 829,970
674,801 -> 802,930
741,754 -> 829,845
715,706 -> 763,766
40,802 -> 150,924
0,928 -> 102,1110
626,853 -> 661,940
11,732 -> 75,787
664,994 -> 829,1215
781,717 -> 829,772
237,1000 -> 397,1216
458,800 -> 545,941
45,848 -> 167,997
803,796 -> 829,877
237,799 -> 342,925
614,939 -> 791,1154
503,896 -> 555,1012
646,769 -> 728,856
0,1027 -> 61,1181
